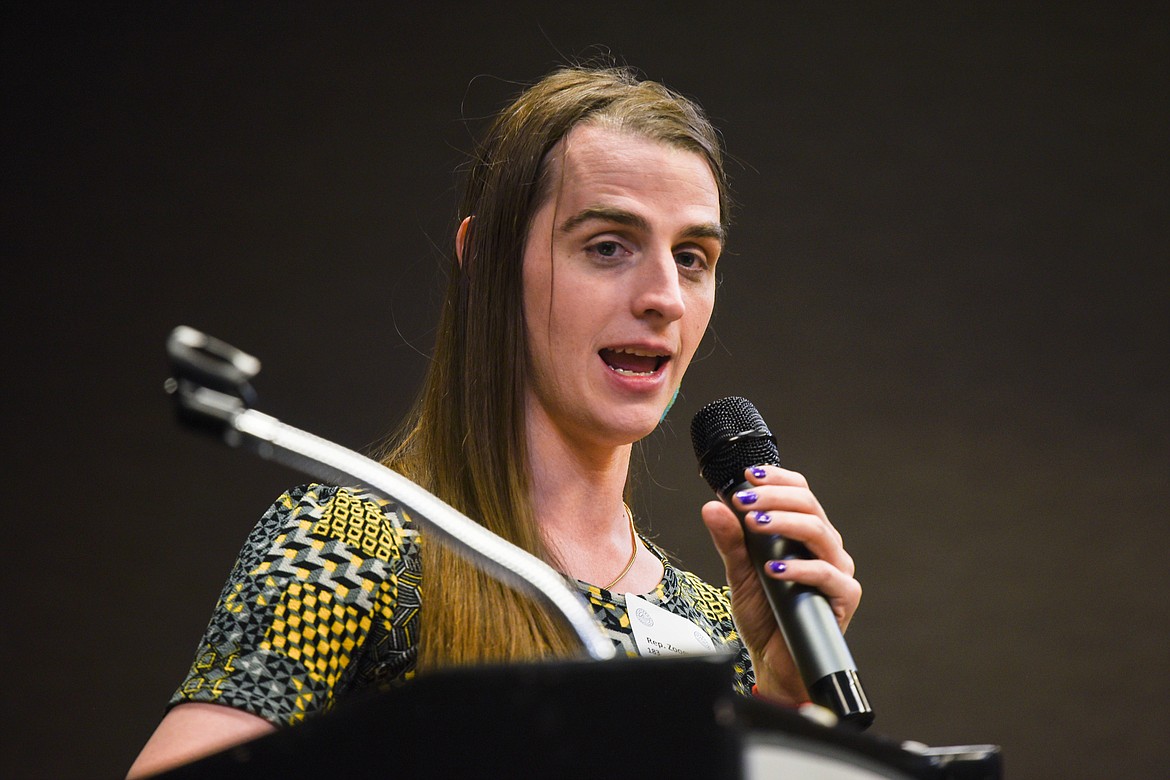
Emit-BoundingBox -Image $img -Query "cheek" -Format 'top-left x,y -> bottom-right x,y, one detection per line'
521,252 -> 553,332
676,290 -> 715,365
687,288 -> 715,340
526,254 -> 597,343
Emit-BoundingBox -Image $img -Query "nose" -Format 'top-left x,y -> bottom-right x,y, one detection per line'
632,248 -> 685,322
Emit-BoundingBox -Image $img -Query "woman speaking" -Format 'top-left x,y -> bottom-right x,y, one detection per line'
128,65 -> 862,777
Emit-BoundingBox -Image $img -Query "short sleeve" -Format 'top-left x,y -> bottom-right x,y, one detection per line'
168,484 -> 422,725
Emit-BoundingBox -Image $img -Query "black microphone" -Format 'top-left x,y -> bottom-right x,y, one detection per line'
690,396 -> 873,729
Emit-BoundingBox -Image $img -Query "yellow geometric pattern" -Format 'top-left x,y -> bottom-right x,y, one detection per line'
178,647 -> 239,699
310,488 -> 396,562
260,580 -> 369,714
677,569 -> 735,624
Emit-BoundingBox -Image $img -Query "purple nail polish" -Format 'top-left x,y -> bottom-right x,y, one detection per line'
753,512 -> 771,525
769,560 -> 787,574
750,466 -> 767,479
735,490 -> 758,505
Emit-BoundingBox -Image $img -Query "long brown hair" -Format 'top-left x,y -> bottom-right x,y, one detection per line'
381,66 -> 730,669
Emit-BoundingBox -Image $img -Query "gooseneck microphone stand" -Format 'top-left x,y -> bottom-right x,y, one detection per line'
164,325 -> 616,663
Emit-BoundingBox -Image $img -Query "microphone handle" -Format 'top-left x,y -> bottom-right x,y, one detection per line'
725,478 -> 874,729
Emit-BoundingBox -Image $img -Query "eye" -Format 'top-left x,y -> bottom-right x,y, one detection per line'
675,249 -> 707,271
586,239 -> 629,261
593,240 -> 621,258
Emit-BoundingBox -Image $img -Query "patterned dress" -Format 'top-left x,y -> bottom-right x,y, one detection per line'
170,484 -> 755,725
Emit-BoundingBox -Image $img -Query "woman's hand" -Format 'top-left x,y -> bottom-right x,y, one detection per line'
700,465 -> 861,705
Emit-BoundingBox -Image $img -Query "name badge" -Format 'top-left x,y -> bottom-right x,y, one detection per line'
625,594 -> 722,657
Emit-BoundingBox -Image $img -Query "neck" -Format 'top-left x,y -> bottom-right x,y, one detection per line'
527,419 -> 633,556
524,405 -> 664,592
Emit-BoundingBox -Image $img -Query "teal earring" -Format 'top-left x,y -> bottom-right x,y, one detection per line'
659,386 -> 681,423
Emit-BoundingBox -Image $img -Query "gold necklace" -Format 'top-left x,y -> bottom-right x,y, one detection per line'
602,503 -> 638,591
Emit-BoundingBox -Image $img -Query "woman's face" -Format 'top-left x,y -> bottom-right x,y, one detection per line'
522,123 -> 723,454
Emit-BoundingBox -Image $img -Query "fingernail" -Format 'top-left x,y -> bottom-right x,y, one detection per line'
750,466 -> 767,479
769,560 -> 787,574
734,490 -> 758,505
752,511 -> 772,525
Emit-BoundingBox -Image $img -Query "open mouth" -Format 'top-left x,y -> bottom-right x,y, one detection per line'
599,347 -> 670,376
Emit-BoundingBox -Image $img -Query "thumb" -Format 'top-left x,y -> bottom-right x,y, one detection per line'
701,499 -> 746,565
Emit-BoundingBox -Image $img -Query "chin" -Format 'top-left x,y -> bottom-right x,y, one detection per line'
591,408 -> 664,446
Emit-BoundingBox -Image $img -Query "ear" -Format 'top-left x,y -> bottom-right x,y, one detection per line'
455,215 -> 473,267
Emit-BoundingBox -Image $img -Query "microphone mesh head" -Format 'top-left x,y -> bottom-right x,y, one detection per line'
690,396 -> 781,495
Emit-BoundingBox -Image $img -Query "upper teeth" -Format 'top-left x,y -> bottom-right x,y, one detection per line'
612,347 -> 664,357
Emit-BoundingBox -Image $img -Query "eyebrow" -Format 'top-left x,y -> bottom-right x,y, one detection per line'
557,206 -> 726,247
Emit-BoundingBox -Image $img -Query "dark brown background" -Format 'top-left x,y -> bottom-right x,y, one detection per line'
3,3 -> 1166,778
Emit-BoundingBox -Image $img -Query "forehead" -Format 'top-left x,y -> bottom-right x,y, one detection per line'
542,124 -> 721,219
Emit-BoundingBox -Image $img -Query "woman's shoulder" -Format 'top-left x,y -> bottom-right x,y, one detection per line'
170,483 -> 424,727
266,483 -> 408,521
264,483 -> 418,529
242,483 -> 421,570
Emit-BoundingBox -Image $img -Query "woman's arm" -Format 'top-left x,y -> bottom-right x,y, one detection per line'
126,702 -> 275,778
